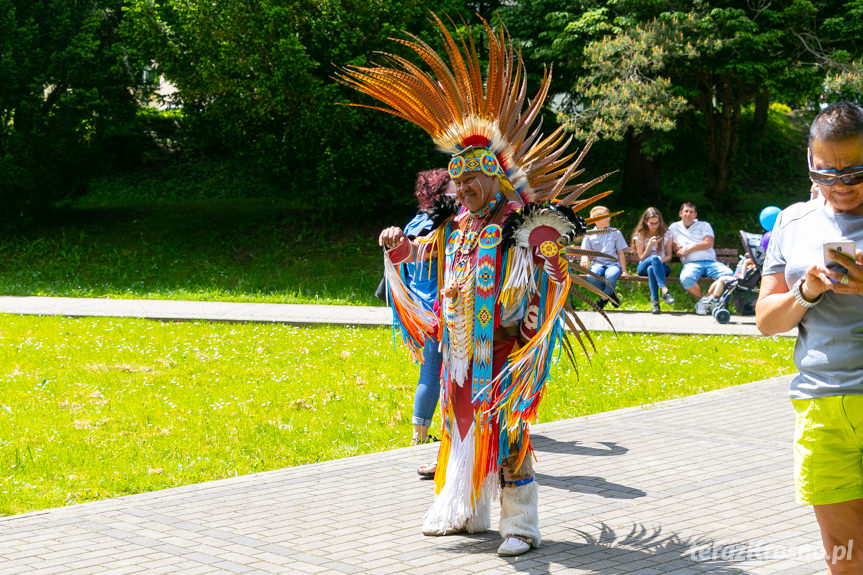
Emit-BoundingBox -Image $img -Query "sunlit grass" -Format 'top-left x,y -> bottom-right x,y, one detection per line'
0,314 -> 795,516
0,199 -> 386,306
541,333 -> 794,419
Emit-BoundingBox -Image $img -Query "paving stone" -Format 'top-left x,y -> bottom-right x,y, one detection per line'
211,560 -> 254,573
0,375 -> 827,574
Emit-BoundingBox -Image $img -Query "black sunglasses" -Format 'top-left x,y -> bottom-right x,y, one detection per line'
808,148 -> 863,186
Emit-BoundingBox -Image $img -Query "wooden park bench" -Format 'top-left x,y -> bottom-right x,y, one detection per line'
572,247 -> 740,288
618,247 -> 740,285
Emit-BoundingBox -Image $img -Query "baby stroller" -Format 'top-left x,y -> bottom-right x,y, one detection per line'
711,230 -> 765,324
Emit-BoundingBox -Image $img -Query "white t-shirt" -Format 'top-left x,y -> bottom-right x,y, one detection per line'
669,219 -> 716,264
633,229 -> 673,259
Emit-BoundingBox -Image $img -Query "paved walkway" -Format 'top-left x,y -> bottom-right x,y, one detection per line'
0,375 -> 823,575
0,297 -> 815,574
0,296 -> 794,337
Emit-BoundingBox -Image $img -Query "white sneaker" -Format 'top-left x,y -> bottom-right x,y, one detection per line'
695,296 -> 709,315
498,536 -> 532,556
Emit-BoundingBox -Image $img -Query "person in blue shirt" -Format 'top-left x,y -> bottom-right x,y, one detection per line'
398,169 -> 456,478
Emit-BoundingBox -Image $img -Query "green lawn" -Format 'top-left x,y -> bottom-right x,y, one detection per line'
0,199 -> 386,305
0,314 -> 795,516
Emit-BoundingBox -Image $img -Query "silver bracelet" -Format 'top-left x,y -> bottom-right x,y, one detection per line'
791,277 -> 822,309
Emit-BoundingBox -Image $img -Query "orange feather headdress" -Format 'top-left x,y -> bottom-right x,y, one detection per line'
334,13 -> 611,207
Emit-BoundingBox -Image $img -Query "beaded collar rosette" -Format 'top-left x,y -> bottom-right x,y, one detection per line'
337,14 -> 617,504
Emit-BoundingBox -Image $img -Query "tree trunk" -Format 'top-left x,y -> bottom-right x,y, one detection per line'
752,90 -> 769,155
699,77 -> 746,210
622,132 -> 662,205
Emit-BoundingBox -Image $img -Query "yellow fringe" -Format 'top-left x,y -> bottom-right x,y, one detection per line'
436,221 -> 450,299
433,405 -> 454,495
471,408 -> 493,504
498,249 -> 517,309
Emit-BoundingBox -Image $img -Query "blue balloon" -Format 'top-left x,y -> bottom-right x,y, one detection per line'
759,206 -> 781,231
760,230 -> 772,252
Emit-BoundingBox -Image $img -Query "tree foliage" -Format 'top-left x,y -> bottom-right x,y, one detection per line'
809,0 -> 863,101
0,0 -> 148,219
506,0 -> 863,208
2,0 -> 862,220
573,18 -> 692,156
123,0 -> 505,216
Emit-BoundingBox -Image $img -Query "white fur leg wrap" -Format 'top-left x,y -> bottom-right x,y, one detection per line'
499,478 -> 540,547
422,421 -> 497,535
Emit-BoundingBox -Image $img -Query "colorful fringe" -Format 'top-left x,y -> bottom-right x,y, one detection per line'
383,251 -> 439,363
491,269 -> 570,472
499,246 -> 535,309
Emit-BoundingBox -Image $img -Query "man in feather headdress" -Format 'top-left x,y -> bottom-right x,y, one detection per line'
340,15 -> 613,556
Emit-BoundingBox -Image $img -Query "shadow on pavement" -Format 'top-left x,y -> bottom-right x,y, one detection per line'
530,435 -> 644,498
447,523 -> 752,574
531,436 -> 629,457
535,473 -> 647,499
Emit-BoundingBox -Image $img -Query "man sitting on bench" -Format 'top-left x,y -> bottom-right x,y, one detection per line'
669,202 -> 734,315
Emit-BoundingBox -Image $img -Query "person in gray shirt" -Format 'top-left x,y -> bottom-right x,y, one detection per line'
579,205 -> 629,309
756,101 -> 863,575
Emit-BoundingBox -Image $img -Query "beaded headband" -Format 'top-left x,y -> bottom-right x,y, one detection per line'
449,147 -> 501,179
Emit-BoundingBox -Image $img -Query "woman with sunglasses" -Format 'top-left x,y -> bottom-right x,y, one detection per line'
756,101 -> 863,575
631,207 -> 675,313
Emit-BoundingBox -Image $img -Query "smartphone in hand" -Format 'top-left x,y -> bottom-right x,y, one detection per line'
823,240 -> 857,275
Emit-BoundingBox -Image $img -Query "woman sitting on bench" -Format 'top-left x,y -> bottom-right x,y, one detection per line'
631,207 -> 675,314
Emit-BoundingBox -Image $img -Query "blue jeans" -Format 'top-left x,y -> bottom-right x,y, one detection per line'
637,256 -> 671,302
412,338 -> 443,426
588,261 -> 622,299
679,259 -> 734,289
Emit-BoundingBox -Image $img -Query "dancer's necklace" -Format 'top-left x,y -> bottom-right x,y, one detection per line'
456,193 -> 501,256
444,194 -> 501,299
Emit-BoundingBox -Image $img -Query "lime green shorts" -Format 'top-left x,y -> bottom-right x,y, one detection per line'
792,395 -> 863,505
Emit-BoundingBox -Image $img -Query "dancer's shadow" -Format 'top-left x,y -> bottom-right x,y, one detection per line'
531,435 -> 628,458
447,522 -> 752,575
530,435 -> 642,498
535,472 -> 646,499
